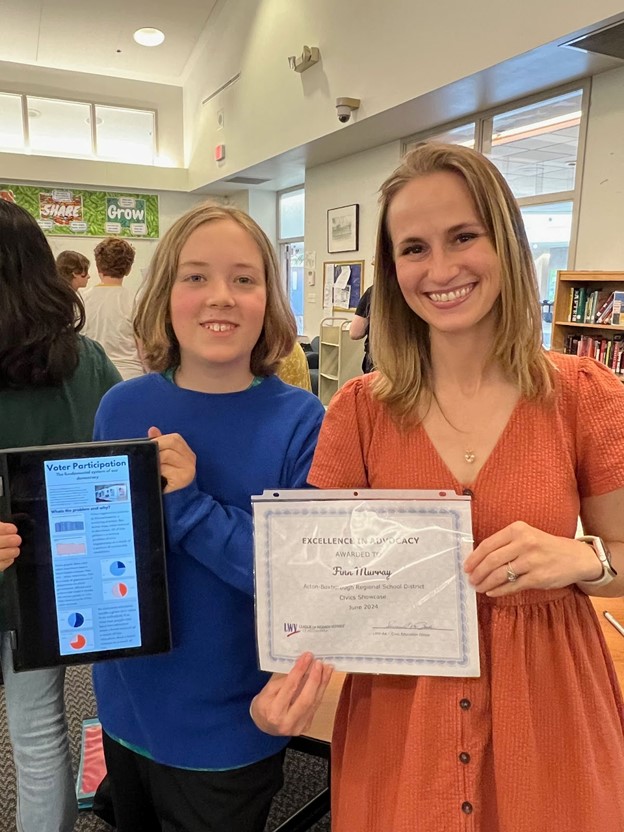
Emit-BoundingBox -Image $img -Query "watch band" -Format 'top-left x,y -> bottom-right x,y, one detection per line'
576,535 -> 617,590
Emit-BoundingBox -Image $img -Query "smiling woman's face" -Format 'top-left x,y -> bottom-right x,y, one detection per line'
387,170 -> 501,338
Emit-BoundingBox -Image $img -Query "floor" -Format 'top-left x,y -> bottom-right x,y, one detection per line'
0,664 -> 330,831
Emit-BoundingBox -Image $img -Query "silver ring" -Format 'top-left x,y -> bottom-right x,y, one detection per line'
506,562 -> 518,583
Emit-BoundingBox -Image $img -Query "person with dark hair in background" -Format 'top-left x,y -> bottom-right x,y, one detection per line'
82,237 -> 144,380
0,199 -> 121,832
349,284 -> 374,373
55,249 -> 91,291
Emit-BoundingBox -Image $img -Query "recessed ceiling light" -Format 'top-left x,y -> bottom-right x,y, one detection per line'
133,27 -> 165,47
28,108 -> 41,118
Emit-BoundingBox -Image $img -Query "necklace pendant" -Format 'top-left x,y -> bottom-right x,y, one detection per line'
464,451 -> 476,464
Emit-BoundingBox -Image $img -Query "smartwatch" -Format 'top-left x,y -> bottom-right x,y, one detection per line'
576,535 -> 617,589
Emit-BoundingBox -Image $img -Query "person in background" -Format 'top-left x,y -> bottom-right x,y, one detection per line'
349,284 -> 374,373
81,237 -> 144,380
277,341 -> 313,391
90,203 -> 328,832
0,200 -> 121,832
55,249 -> 91,291
251,143 -> 624,831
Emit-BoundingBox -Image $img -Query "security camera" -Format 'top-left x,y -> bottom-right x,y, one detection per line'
336,97 -> 360,124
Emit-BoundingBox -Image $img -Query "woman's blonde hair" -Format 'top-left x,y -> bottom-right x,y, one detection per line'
135,203 -> 296,374
371,142 -> 555,423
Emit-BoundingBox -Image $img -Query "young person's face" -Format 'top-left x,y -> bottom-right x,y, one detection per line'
170,219 -> 267,387
72,270 -> 89,290
387,171 -> 501,339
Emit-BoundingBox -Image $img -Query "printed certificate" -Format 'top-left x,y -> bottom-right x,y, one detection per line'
253,490 -> 479,677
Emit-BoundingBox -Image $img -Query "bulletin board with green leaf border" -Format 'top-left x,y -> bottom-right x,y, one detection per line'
0,184 -> 159,238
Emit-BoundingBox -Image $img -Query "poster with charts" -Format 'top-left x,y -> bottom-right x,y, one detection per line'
43,455 -> 142,656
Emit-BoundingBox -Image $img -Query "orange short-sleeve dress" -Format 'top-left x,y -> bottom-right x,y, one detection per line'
308,353 -> 624,832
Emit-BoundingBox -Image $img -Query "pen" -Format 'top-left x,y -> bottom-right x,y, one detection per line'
603,611 -> 624,639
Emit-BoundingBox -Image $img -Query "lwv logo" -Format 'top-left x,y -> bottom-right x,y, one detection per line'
284,622 -> 300,637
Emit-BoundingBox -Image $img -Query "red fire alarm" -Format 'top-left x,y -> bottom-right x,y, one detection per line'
215,144 -> 226,162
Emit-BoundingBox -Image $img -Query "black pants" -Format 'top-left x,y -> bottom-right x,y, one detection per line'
102,731 -> 285,832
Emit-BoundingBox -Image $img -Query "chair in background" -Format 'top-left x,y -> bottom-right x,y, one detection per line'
306,336 -> 319,396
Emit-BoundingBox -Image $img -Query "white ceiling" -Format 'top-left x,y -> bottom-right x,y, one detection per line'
0,0 -> 219,84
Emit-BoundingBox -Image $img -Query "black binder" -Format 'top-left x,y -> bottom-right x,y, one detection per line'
0,439 -> 171,671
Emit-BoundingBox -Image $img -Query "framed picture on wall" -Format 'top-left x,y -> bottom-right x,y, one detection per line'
327,204 -> 359,253
323,260 -> 364,311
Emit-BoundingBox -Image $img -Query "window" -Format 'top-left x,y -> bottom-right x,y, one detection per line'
277,187 -> 305,334
279,188 -> 305,239
0,91 -> 156,165
95,106 -> 155,164
27,97 -> 92,158
521,202 -> 573,349
403,86 -> 586,346
488,90 -> 581,199
425,122 -> 476,148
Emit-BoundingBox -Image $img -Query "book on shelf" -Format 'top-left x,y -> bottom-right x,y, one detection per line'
596,295 -> 614,324
562,333 -> 624,375
612,291 -> 624,326
574,286 -> 587,322
567,289 -> 624,326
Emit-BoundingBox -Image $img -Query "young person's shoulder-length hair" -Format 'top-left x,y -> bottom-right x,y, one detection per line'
56,250 -> 90,283
135,202 -> 296,375
371,142 -> 555,424
0,199 -> 85,389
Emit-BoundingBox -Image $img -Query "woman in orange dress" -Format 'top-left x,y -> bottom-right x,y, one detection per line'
251,143 -> 624,831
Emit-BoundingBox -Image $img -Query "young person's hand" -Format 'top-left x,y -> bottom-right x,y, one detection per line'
0,521 -> 21,572
148,427 -> 196,493
250,653 -> 334,736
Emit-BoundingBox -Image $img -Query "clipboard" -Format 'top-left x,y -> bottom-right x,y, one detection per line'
0,439 -> 171,671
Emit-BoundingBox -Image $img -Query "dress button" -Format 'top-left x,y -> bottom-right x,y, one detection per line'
459,698 -> 471,710
459,751 -> 471,764
462,488 -> 474,498
462,801 -> 473,814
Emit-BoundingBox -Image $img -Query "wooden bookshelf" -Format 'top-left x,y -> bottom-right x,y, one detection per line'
551,271 -> 624,379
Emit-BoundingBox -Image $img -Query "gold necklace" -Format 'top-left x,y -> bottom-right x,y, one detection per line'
431,393 -> 477,465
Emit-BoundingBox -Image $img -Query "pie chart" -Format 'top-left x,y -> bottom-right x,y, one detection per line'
70,634 -> 87,650
67,612 -> 84,628
112,582 -> 128,598
110,561 -> 126,577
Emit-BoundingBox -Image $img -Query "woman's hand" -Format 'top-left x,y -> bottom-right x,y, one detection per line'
250,653 -> 334,736
464,520 -> 602,597
0,521 -> 21,572
148,427 -> 196,493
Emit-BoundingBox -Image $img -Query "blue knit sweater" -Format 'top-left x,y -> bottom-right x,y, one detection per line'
92,373 -> 324,769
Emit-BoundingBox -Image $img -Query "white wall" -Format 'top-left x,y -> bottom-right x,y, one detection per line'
184,0 -> 624,189
575,66 -> 624,269
303,140 -> 400,336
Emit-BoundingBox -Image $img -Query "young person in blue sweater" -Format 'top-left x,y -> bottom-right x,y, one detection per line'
91,204 -> 328,832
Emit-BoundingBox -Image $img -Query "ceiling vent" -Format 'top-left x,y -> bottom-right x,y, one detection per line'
225,176 -> 271,185
562,20 -> 624,60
